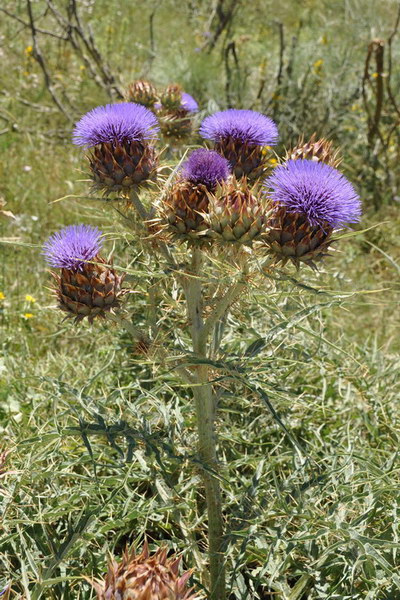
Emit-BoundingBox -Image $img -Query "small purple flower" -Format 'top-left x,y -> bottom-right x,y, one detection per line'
265,159 -> 361,228
73,102 -> 159,147
181,148 -> 230,188
181,92 -> 198,113
43,225 -> 103,271
200,109 -> 279,146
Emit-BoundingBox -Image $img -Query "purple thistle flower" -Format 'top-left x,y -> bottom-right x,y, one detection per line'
200,109 -> 279,146
181,92 -> 198,113
265,159 -> 361,228
181,148 -> 230,188
73,102 -> 159,147
43,225 -> 103,271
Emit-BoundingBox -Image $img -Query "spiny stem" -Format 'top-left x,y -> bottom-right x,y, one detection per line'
184,248 -> 226,600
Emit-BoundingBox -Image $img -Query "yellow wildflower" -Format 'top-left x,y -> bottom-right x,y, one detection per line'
269,158 -> 278,166
0,292 -> 5,301
25,295 -> 36,303
313,59 -> 324,72
22,313 -> 34,319
24,45 -> 33,56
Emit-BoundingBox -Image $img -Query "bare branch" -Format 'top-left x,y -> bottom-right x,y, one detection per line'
0,6 -> 67,39
26,0 -> 72,121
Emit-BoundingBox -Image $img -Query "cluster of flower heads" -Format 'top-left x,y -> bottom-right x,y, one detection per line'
126,80 -> 199,141
44,90 -> 361,323
161,109 -> 360,261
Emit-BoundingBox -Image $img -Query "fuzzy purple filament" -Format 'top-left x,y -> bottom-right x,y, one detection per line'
73,102 -> 159,147
265,159 -> 361,228
181,92 -> 198,113
43,225 -> 103,271
181,148 -> 230,188
200,109 -> 279,146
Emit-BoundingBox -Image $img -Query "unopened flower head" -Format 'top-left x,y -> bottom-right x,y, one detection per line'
43,225 -> 103,271
87,542 -> 199,600
181,92 -> 198,113
200,109 -> 278,147
181,149 -> 230,189
73,102 -> 159,147
126,80 -> 158,109
265,159 -> 361,228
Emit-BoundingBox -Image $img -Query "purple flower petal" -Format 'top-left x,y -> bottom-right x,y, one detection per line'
265,159 -> 361,228
43,225 -> 103,271
181,92 -> 198,113
73,102 -> 159,147
181,148 -> 230,188
200,109 -> 278,146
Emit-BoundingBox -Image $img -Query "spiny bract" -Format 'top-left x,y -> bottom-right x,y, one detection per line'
204,178 -> 271,244
88,542 -> 199,600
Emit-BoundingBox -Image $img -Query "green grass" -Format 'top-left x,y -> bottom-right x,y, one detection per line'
1,1 -> 400,599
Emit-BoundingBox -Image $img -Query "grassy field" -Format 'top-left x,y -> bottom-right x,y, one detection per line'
1,1 -> 400,599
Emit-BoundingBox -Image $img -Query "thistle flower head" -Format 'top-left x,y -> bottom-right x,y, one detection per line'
181,92 -> 198,113
88,542 -> 199,600
73,102 -> 159,147
181,149 -> 230,188
265,159 -> 361,228
200,109 -> 278,146
43,225 -> 103,271
126,80 -> 158,108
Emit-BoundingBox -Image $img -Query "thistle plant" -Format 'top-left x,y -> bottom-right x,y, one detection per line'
42,97 -> 361,600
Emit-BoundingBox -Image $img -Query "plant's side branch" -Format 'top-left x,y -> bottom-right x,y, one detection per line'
106,312 -> 145,340
106,312 -> 194,384
129,189 -> 151,221
199,278 -> 246,349
127,189 -> 178,270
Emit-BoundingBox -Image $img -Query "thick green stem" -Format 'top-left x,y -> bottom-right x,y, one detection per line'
185,249 -> 226,600
129,188 -> 152,220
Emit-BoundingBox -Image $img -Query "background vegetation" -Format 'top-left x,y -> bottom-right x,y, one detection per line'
1,1 -> 399,598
